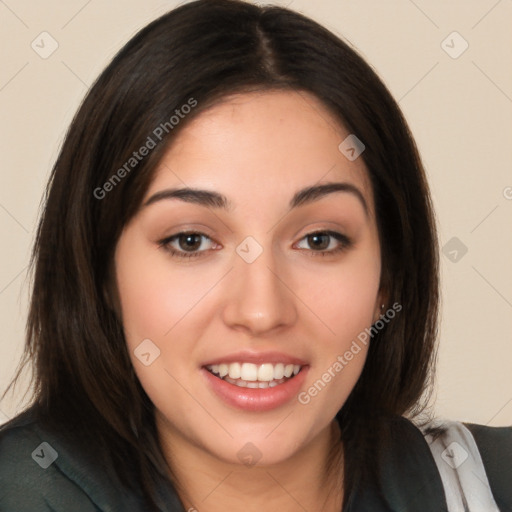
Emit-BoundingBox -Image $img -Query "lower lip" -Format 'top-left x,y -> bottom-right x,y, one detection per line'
202,367 -> 309,412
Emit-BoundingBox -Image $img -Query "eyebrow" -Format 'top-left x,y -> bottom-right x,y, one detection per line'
143,182 -> 368,215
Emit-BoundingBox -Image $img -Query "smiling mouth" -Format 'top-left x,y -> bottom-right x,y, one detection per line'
205,362 -> 303,389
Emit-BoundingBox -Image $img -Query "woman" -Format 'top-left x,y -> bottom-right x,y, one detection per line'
0,1 -> 510,511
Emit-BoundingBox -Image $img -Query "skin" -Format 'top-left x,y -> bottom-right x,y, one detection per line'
114,90 -> 383,512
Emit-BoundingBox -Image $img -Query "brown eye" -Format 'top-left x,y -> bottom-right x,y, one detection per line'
159,232 -> 216,259
177,233 -> 203,251
306,233 -> 331,251
295,231 -> 352,255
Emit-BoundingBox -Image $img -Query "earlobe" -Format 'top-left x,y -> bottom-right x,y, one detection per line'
103,273 -> 122,320
373,302 -> 385,324
374,276 -> 390,323
373,282 -> 390,324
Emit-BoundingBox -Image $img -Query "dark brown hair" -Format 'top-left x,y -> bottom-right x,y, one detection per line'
4,0 -> 439,509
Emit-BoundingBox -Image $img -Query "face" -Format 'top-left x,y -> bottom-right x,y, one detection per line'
114,90 -> 383,468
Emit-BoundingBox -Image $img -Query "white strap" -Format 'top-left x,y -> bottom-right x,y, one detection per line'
420,419 -> 500,512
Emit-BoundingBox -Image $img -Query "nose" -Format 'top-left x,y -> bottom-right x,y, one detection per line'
221,245 -> 298,336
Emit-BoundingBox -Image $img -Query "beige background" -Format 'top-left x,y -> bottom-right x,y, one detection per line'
0,0 -> 511,426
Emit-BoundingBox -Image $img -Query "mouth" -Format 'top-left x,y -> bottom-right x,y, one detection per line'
201,357 -> 308,412
205,362 -> 302,389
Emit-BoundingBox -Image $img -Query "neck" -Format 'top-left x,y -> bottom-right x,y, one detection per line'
159,420 -> 344,512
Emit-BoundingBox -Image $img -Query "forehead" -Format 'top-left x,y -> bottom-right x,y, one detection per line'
146,90 -> 373,213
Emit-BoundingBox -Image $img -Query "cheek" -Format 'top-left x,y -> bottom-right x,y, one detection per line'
295,251 -> 380,414
301,251 -> 381,343
114,235 -> 205,415
115,235 -> 213,344
114,233 -> 223,409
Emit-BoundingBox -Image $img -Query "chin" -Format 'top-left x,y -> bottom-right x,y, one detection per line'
195,421 -> 323,469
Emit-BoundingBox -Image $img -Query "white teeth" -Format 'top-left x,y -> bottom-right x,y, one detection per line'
228,362 -> 241,379
274,363 -> 284,379
240,363 -> 258,381
224,375 -> 287,388
257,363 -> 275,382
218,364 -> 229,378
207,361 -> 303,384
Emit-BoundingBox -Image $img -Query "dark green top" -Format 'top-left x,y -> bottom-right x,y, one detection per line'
1,409 -> 511,511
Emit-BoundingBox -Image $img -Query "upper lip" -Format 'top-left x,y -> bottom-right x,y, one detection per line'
202,350 -> 308,367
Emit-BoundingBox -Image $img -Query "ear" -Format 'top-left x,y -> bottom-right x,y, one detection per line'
372,286 -> 389,324
102,264 -> 123,320
372,299 -> 383,324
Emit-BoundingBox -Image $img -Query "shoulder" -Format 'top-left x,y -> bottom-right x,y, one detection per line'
373,415 -> 449,510
416,417 -> 512,512
464,421 -> 512,511
463,420 -> 512,454
0,408 -> 148,512
0,409 -> 98,511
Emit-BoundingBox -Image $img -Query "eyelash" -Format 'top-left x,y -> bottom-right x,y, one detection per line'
158,230 -> 352,259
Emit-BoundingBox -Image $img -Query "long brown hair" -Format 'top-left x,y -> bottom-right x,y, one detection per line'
4,1 -> 439,509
